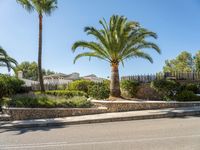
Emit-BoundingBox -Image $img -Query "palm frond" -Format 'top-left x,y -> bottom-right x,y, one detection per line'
72,15 -> 160,65
72,41 -> 111,61
73,52 -> 109,64
17,0 -> 57,15
136,41 -> 161,54
16,0 -> 34,12
84,26 -> 110,50
123,50 -> 153,63
0,46 -> 18,72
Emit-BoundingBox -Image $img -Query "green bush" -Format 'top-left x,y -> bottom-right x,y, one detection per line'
68,79 -> 94,93
0,79 -> 6,100
67,96 -> 92,108
121,80 -> 140,98
175,90 -> 200,101
184,83 -> 199,94
37,90 -> 87,98
88,82 -> 110,99
10,94 -> 92,108
135,84 -> 163,100
151,79 -> 180,100
57,84 -> 68,90
0,75 -> 25,99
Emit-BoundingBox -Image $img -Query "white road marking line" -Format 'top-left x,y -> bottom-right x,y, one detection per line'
1,134 -> 200,149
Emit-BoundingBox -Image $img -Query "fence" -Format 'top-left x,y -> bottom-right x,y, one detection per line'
121,72 -> 200,83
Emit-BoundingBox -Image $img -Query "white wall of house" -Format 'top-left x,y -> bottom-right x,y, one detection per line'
20,78 -> 39,87
44,78 -> 72,85
17,71 -> 39,87
18,71 -> 105,87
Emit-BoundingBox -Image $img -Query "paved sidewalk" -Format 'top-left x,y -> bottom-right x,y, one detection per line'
1,107 -> 200,128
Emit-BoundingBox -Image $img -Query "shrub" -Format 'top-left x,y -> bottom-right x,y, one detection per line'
0,79 -> 6,100
10,93 -> 92,108
10,94 -> 51,108
67,96 -> 92,108
57,84 -> 68,90
0,75 -> 25,99
37,90 -> 87,98
151,79 -> 180,100
175,90 -> 200,101
88,82 -> 110,99
68,79 -> 94,93
136,84 -> 163,100
121,80 -> 140,98
184,83 -> 199,94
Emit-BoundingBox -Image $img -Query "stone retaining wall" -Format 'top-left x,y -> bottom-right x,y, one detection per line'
92,100 -> 200,112
3,101 -> 200,121
2,107 -> 108,120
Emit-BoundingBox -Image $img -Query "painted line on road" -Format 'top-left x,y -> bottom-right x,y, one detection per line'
1,134 -> 200,149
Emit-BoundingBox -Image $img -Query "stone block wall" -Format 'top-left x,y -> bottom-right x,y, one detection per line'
3,107 -> 108,120
92,101 -> 200,112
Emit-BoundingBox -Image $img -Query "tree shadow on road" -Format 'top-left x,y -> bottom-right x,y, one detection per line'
0,123 -> 67,135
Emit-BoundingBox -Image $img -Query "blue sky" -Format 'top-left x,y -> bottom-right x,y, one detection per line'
0,0 -> 200,78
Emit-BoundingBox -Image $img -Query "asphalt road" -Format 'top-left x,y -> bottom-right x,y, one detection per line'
1,116 -> 200,150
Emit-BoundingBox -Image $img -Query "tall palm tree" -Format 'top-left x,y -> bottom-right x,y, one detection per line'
72,15 -> 161,99
0,46 -> 18,72
17,0 -> 57,92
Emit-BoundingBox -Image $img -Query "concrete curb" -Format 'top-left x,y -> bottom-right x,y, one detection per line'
1,107 -> 200,128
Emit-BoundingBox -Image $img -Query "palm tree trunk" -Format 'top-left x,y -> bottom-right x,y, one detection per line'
110,63 -> 121,98
38,14 -> 45,92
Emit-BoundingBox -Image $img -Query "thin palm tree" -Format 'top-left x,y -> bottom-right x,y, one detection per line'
72,15 -> 161,99
0,46 -> 18,72
17,0 -> 57,92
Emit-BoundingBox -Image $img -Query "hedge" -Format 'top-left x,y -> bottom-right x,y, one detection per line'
36,90 -> 87,98
0,75 -> 25,99
10,94 -> 92,108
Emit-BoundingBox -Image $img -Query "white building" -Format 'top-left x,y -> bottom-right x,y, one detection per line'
43,73 -> 80,85
18,71 -> 39,87
82,74 -> 105,82
18,71 -> 106,87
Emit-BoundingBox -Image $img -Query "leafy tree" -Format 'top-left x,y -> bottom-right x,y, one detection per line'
17,0 -> 57,92
0,46 -> 17,72
72,15 -> 160,98
194,50 -> 200,72
163,51 -> 193,73
45,69 -> 55,76
15,61 -> 55,81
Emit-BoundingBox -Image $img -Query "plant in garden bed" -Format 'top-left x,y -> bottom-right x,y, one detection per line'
0,75 -> 25,101
183,83 -> 199,94
35,90 -> 87,98
151,79 -> 180,100
135,83 -> 163,100
151,79 -> 200,101
67,79 -> 94,93
9,93 -> 92,108
120,80 -> 140,98
175,90 -> 200,101
88,82 -> 110,99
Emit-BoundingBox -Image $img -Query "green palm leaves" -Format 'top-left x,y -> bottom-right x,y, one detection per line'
72,15 -> 161,98
16,0 -> 57,15
0,47 -> 17,72
72,15 -> 161,66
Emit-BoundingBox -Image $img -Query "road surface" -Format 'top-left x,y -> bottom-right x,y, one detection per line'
1,116 -> 200,150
